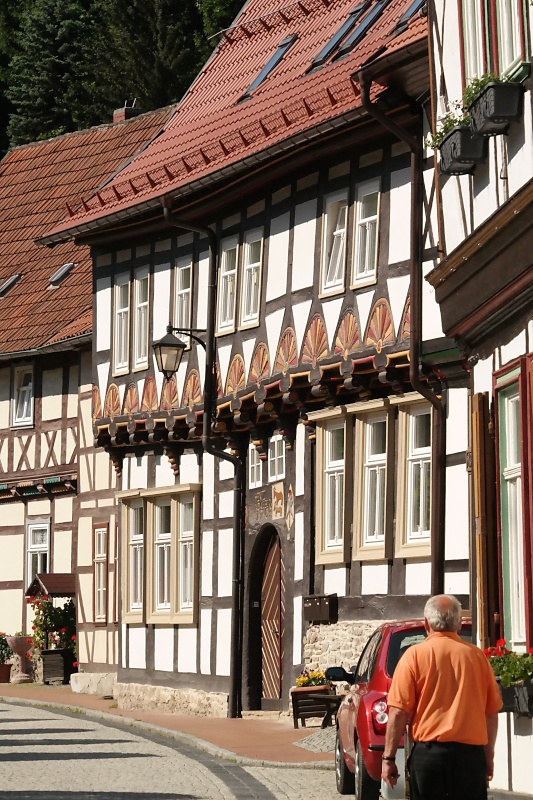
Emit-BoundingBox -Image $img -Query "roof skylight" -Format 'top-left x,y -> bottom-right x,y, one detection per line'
310,3 -> 371,69
0,274 -> 22,297
48,262 -> 75,288
334,0 -> 393,59
240,34 -> 298,101
389,0 -> 425,36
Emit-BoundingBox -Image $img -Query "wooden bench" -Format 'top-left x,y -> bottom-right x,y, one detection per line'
291,691 -> 344,729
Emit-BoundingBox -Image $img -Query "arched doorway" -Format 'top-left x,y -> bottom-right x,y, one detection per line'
248,525 -> 284,710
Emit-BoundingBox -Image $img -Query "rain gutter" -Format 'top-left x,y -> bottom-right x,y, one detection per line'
0,332 -> 92,363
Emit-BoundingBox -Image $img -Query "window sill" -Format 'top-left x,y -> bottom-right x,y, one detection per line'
351,275 -> 377,291
352,542 -> 386,561
122,609 -> 143,624
11,421 -> 34,430
315,547 -> 346,566
112,367 -> 129,379
238,318 -> 260,332
215,325 -> 236,338
132,362 -> 149,373
395,538 -> 431,559
319,284 -> 345,300
171,610 -> 196,625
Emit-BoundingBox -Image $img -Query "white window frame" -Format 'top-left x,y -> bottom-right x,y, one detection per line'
268,434 -> 285,482
178,497 -> 195,613
154,500 -> 171,611
128,502 -> 144,613
174,255 -> 192,346
362,414 -> 387,546
217,237 -> 238,333
240,228 -> 263,327
496,0 -> 523,75
323,421 -> 345,550
94,525 -> 108,622
27,521 -> 50,583
114,273 -> 130,373
12,366 -> 34,427
406,405 -> 432,543
462,0 -> 485,80
352,178 -> 380,286
249,443 -> 262,489
321,191 -> 348,294
133,267 -> 149,369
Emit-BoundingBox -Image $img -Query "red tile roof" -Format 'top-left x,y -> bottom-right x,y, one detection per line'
0,107 -> 173,356
43,0 -> 426,243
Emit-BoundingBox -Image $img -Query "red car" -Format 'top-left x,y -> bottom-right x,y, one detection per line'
326,619 -> 472,800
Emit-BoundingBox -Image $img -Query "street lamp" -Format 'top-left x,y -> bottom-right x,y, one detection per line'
152,324 -> 206,381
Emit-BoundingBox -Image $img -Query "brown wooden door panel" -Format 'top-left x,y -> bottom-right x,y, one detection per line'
261,535 -> 282,700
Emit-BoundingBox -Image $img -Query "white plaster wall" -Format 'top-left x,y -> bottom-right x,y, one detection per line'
266,212 -> 290,301
0,589 -> 22,636
95,450 -> 111,491
388,169 -> 411,264
200,608 -> 212,674
440,177 -> 472,253
294,511 -> 304,582
218,490 -> 233,519
155,454 -> 175,488
323,566 -> 346,597
0,503 -> 24,527
293,595 -> 303,665
422,260 -> 445,340
472,155 -> 497,230
53,529 -> 72,573
96,362 -> 110,407
507,96 -> 533,198
217,344 -> 232,395
78,573 -> 93,623
291,200 -> 317,292
444,464 -> 470,560
473,356 -> 494,394
508,717 -> 533,794
41,368 -> 63,421
491,719 -> 510,792
202,454 -> 215,520
77,517 -> 93,567
121,457 -> 130,491
91,627 -> 109,664
54,497 -> 73,525
128,626 -> 146,669
500,330 -> 527,366
177,628 -> 197,673
272,186 -> 291,204
196,250 -> 209,331
219,451 -> 234,481
129,456 -> 148,490
292,300 -> 313,356
67,366 -> 78,418
444,571 -> 470,596
387,275 -> 410,337
153,263 -> 171,341
180,453 -> 199,484
355,291 -> 374,337
265,308 -> 285,370
96,277 -> 111,352
201,530 -> 213,596
446,388 -> 468,455
295,423 -> 305,497
27,498 -> 50,516
121,623 -> 127,668
322,297 -> 343,352
405,562 -> 431,596
0,534 -> 23,581
215,608 -> 232,676
361,563 -> 388,595
242,338 -> 256,386
0,366 -> 10,428
217,529 -> 233,597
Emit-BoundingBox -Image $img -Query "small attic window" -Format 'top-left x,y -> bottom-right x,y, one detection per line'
48,262 -> 75,288
0,274 -> 22,297
309,3 -> 370,69
334,0 -> 393,59
240,34 -> 298,101
389,0 -> 425,36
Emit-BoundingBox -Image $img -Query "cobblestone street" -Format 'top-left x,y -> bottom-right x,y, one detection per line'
0,703 -> 339,800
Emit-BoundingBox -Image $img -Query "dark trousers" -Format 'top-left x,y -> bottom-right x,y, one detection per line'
409,741 -> 488,800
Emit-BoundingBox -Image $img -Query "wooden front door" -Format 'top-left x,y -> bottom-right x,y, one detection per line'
261,534 -> 283,704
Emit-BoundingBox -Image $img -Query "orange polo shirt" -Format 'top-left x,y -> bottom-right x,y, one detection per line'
387,631 -> 502,744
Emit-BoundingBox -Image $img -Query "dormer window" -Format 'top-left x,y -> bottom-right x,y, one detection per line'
240,35 -> 298,101
335,0 -> 393,59
389,0 -> 425,37
310,4 -> 370,69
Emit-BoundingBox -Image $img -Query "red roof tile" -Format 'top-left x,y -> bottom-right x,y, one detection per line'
0,108 -> 173,355
43,0 -> 426,242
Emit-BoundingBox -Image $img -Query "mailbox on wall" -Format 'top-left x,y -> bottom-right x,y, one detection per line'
303,594 -> 338,624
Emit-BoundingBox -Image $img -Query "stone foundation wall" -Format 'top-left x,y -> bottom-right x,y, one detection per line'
303,619 -> 388,672
114,681 -> 228,717
71,671 -> 117,696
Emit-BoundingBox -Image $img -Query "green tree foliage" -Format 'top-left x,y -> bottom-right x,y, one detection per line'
0,0 -> 30,153
197,0 -> 244,39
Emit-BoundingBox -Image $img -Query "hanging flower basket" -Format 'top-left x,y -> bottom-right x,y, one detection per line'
468,82 -> 524,136
438,126 -> 486,176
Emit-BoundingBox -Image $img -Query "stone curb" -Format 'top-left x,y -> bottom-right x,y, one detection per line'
0,695 -> 335,771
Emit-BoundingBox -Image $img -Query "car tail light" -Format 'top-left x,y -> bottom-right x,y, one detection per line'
371,698 -> 389,735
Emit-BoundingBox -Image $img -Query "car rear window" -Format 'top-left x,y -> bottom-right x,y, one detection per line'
386,626 -> 473,677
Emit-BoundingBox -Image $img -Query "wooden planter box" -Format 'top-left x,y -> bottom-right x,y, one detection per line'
496,678 -> 516,713
0,663 -> 11,683
290,684 -> 335,729
42,649 -> 77,685
469,82 -> 523,136
513,681 -> 533,717
439,126 -> 486,176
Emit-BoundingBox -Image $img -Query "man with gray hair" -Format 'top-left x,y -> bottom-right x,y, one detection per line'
381,594 -> 502,800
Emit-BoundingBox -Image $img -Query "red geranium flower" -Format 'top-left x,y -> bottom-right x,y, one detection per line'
26,638 -> 32,644
496,638 -> 506,647
73,661 -> 78,668
60,627 -> 67,632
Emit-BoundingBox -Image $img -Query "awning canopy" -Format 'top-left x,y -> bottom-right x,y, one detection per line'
25,573 -> 75,598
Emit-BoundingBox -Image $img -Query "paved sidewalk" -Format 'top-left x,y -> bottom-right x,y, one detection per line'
0,683 -> 335,769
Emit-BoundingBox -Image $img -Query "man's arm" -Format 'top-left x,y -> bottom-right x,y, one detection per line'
485,712 -> 498,782
381,706 -> 409,789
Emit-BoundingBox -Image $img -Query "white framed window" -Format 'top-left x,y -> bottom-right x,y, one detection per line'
217,237 -> 238,332
406,406 -> 431,542
155,501 -> 171,611
249,443 -> 262,489
12,366 -> 34,427
133,268 -> 149,368
324,422 -> 345,549
94,525 -> 108,621
175,256 -> 192,343
496,0 -> 523,74
462,0 -> 485,80
353,179 -> 380,284
268,434 -> 285,481
114,273 -> 130,372
363,415 -> 387,545
27,522 -> 49,582
321,192 -> 348,293
129,502 -> 144,611
240,229 -> 263,326
179,497 -> 195,612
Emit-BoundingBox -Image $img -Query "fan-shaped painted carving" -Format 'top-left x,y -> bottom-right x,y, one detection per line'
122,383 -> 140,417
182,369 -> 202,410
215,363 -> 223,398
400,297 -> 411,342
160,377 -> 179,412
274,327 -> 298,375
225,354 -> 246,396
301,314 -> 329,367
103,383 -> 120,421
141,376 -> 159,413
365,299 -> 395,354
92,385 -> 102,421
335,310 -> 360,359
248,342 -> 270,385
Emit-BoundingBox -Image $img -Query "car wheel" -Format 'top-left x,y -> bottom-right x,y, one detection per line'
335,728 -> 355,795
354,741 -> 380,800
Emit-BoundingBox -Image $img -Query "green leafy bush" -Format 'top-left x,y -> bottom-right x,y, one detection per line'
485,639 -> 533,688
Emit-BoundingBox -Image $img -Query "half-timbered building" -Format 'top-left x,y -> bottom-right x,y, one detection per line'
40,0 -> 471,717
426,0 -> 532,794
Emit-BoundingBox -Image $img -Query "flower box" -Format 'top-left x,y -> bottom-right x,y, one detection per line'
514,681 -> 533,718
290,683 -> 335,729
438,126 -> 486,176
496,677 -> 516,713
469,82 -> 524,136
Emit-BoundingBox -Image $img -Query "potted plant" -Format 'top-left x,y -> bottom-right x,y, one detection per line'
28,596 -> 78,684
0,633 -> 13,682
5,633 -> 32,683
465,73 -> 523,136
426,103 -> 485,176
485,639 -> 533,717
290,668 -> 334,728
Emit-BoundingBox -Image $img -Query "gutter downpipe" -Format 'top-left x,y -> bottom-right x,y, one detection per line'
357,72 -> 446,596
162,203 -> 245,718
